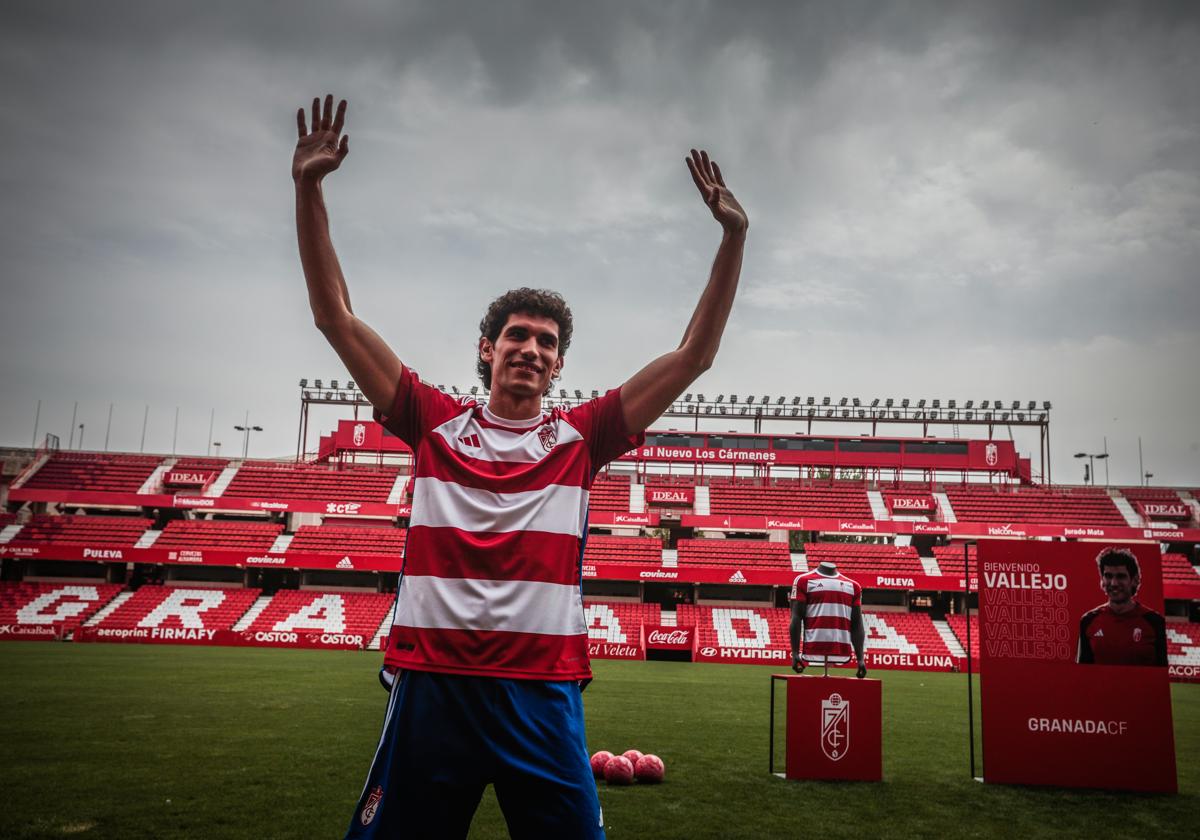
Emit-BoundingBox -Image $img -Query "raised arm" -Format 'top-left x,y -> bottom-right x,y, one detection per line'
620,149 -> 748,433
294,94 -> 403,413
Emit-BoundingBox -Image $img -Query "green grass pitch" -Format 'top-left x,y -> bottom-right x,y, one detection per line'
1,642 -> 1196,839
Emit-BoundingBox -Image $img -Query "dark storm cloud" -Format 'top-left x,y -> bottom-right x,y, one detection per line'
1,1 -> 1197,483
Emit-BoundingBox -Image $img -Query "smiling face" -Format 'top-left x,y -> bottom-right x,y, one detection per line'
1100,562 -> 1139,607
479,311 -> 564,400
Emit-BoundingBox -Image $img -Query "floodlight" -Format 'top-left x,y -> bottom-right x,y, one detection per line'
901,398 -> 909,408
965,400 -> 974,409
575,390 -> 583,399
347,380 -> 357,390
314,379 -> 322,389
450,385 -> 458,394
739,406 -> 748,415
1011,400 -> 1020,410
826,409 -> 835,418
776,396 -> 784,405
790,408 -> 799,416
302,390 -> 312,399
1027,401 -> 1036,410
885,398 -> 893,407
560,389 -> 568,398
929,410 -> 939,419
917,399 -> 925,408
698,394 -> 706,402
299,378 -> 308,387
948,410 -> 957,420
1043,401 -> 1052,410
948,399 -> 956,409
839,397 -> 847,406
792,397 -> 801,405
330,379 -> 339,389
822,396 -> 830,406
760,395 -> 769,405
592,390 -> 599,398
981,400 -> 990,409
1001,411 -> 1010,421
470,386 -> 478,395
1017,412 -> 1026,421
715,394 -> 724,403
730,394 -> 738,404
871,398 -> 879,407
704,406 -> 713,414
984,411 -> 993,420
807,397 -> 815,406
807,408 -> 816,417
965,411 -> 974,420
719,406 -> 727,414
932,399 -> 940,408
856,409 -> 865,418
774,408 -> 782,416
841,409 -> 850,418
852,398 -> 861,407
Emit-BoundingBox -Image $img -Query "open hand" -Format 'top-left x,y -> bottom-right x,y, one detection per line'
293,94 -> 349,183
687,149 -> 748,234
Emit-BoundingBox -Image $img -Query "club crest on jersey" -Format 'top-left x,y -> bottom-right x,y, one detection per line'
537,424 -> 557,452
821,693 -> 850,762
361,785 -> 383,826
1133,627 -> 1143,642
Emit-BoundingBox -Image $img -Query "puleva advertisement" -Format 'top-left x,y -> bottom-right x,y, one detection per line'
977,540 -> 1176,793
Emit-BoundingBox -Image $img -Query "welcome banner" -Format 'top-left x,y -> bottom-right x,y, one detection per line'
977,540 -> 1176,793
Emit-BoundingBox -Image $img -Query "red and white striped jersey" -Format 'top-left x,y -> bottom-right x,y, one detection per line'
790,568 -> 862,665
375,366 -> 642,680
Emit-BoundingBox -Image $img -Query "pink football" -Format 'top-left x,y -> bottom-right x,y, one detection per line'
635,754 -> 665,784
603,755 -> 635,785
589,750 -> 614,779
621,749 -> 644,766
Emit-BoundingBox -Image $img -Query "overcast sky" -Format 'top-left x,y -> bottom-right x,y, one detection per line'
2,1 -> 1197,487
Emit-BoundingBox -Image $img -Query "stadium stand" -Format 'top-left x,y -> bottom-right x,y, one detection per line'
220,462 -> 399,502
583,600 -> 662,643
20,452 -> 162,493
942,483 -> 1125,525
864,612 -> 955,658
708,478 -> 872,518
932,544 -> 976,568
677,539 -> 792,570
804,542 -> 925,576
1162,553 -> 1200,585
242,589 -> 394,639
0,512 -> 16,529
582,535 -> 661,566
589,474 -> 631,512
11,514 -> 152,545
0,581 -> 124,632
1166,622 -> 1200,667
946,614 -> 979,659
90,585 -> 260,632
287,525 -> 407,555
153,520 -> 284,552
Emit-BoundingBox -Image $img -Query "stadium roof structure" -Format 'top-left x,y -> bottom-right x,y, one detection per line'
296,379 -> 1056,479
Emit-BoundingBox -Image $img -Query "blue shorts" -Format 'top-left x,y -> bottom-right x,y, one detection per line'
346,671 -> 604,839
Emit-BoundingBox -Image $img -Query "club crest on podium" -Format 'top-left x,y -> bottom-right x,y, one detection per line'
821,692 -> 850,761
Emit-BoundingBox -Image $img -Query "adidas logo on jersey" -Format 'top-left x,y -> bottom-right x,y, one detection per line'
1093,629 -> 1104,638
728,570 -> 747,583
336,557 -> 354,570
458,434 -> 481,448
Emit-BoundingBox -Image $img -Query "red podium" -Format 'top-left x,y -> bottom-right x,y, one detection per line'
769,674 -> 882,781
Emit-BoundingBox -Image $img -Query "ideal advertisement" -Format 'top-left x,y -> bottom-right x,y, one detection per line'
977,541 -> 1177,793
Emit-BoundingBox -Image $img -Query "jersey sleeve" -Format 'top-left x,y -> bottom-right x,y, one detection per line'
789,575 -> 805,602
372,366 -> 467,448
1147,611 -> 1168,667
850,578 -> 863,607
1077,612 -> 1096,664
562,387 -> 645,470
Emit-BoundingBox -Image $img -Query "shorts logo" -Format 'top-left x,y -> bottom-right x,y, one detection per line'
361,785 -> 383,826
821,693 -> 850,761
537,424 -> 557,452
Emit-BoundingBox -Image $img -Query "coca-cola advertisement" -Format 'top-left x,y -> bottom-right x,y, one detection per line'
644,625 -> 692,650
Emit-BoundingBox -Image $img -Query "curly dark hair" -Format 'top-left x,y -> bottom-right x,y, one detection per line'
476,288 -> 574,395
1096,547 -> 1140,580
